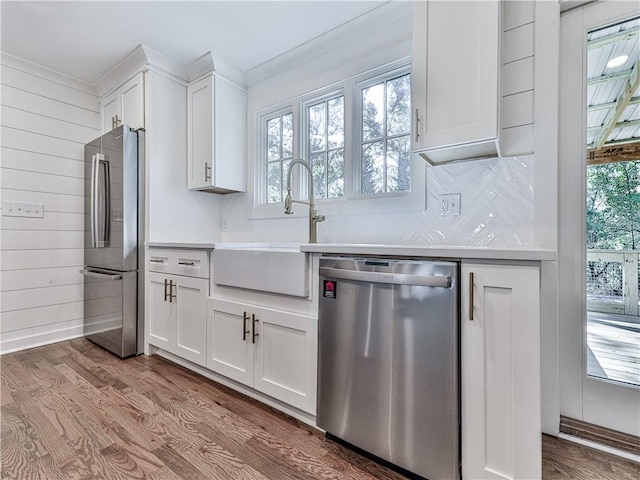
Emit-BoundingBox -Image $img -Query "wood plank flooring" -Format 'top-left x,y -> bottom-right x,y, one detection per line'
1,339 -> 639,479
587,311 -> 640,385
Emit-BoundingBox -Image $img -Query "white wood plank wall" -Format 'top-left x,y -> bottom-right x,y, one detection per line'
501,0 -> 536,156
0,57 -> 100,353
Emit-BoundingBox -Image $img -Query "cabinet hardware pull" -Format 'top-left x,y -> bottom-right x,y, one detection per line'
163,278 -> 169,302
149,258 -> 164,263
469,272 -> 475,321
252,314 -> 259,344
178,261 -> 195,266
242,311 -> 250,341
204,162 -> 211,182
414,109 -> 421,143
168,279 -> 177,303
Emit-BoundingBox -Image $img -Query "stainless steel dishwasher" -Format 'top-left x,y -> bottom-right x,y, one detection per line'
318,257 -> 459,480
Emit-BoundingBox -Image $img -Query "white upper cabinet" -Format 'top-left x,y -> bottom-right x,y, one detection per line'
187,73 -> 246,193
100,72 -> 144,133
412,0 -> 500,164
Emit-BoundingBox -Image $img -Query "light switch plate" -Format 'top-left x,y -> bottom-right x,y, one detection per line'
2,201 -> 44,218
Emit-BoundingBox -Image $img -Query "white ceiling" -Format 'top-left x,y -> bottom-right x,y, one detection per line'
0,1 -> 388,85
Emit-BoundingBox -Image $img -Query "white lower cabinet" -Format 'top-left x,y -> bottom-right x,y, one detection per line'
208,298 -> 317,414
147,271 -> 207,367
461,263 -> 541,480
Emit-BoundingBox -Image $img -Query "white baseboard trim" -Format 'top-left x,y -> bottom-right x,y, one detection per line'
558,433 -> 640,463
153,349 -> 318,429
0,324 -> 85,355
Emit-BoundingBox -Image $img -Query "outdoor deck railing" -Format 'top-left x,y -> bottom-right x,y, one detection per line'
587,249 -> 639,316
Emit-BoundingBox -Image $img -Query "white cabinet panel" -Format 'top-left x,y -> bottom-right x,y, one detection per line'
147,271 -> 173,350
461,263 -> 541,480
146,249 -> 209,367
100,72 -> 144,133
207,298 -> 317,414
412,1 -> 500,164
207,298 -> 254,386
253,306 -> 317,413
187,74 -> 246,193
101,91 -> 119,134
174,276 -> 207,366
120,74 -> 145,131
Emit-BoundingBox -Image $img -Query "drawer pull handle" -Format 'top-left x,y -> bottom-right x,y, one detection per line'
242,311 -> 250,341
252,314 -> 259,344
163,278 -> 169,302
469,272 -> 475,321
178,261 -> 195,266
150,258 -> 164,263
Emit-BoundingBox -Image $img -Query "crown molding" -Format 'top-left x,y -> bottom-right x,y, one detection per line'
0,51 -> 96,94
94,44 -> 189,96
244,1 -> 412,86
186,51 -> 245,86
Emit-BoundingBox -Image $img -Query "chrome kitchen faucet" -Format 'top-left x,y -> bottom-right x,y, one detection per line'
284,159 -> 325,244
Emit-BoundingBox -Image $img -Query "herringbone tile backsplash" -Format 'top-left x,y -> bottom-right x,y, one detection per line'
223,155 -> 535,248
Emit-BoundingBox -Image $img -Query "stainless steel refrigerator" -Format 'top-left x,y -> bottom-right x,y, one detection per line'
81,125 -> 144,358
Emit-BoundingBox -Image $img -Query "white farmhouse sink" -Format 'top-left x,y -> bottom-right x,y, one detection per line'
213,243 -> 309,297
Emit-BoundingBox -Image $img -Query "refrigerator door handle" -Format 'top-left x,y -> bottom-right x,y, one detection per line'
79,268 -> 123,280
92,153 -> 111,248
90,154 -> 99,248
101,156 -> 111,246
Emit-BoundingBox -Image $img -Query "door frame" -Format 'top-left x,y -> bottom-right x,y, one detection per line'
558,0 -> 640,436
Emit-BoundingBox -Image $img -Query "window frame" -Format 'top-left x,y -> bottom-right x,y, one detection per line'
354,65 -> 412,197
252,59 -> 414,218
259,106 -> 295,205
301,88 -> 346,200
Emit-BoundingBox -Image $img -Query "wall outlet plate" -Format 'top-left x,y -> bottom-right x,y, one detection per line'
438,194 -> 461,216
2,201 -> 44,218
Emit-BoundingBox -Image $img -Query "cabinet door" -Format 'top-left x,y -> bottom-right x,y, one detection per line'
101,90 -> 119,134
187,75 -> 213,190
120,73 -> 144,130
174,276 -> 208,367
413,1 -> 499,156
207,298 -> 254,386
253,306 -> 317,414
461,264 -> 541,480
147,272 -> 173,351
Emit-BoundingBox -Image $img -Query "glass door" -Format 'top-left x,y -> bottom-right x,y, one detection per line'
560,0 -> 640,438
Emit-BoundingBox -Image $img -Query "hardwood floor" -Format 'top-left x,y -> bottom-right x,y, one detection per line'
587,311 -> 640,386
1,339 -> 639,479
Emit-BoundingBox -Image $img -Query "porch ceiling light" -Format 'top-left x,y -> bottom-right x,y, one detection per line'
606,55 -> 629,68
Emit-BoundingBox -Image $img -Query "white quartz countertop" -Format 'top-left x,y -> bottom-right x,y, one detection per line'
146,242 -> 216,249
300,243 -> 556,261
147,242 -> 556,261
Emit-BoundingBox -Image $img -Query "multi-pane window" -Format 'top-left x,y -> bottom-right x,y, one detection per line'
306,95 -> 345,198
266,112 -> 293,203
359,72 -> 411,195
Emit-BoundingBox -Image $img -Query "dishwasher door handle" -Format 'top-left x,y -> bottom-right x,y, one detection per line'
319,267 -> 451,288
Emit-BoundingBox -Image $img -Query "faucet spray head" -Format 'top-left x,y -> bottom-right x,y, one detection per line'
284,190 -> 293,214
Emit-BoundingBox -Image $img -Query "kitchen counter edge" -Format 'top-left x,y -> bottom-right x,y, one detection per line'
300,243 -> 557,261
146,242 -> 216,249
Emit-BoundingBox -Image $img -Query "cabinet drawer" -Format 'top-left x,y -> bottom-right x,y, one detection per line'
147,248 -> 209,278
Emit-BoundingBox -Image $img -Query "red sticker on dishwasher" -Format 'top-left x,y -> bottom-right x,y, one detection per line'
323,280 -> 337,299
